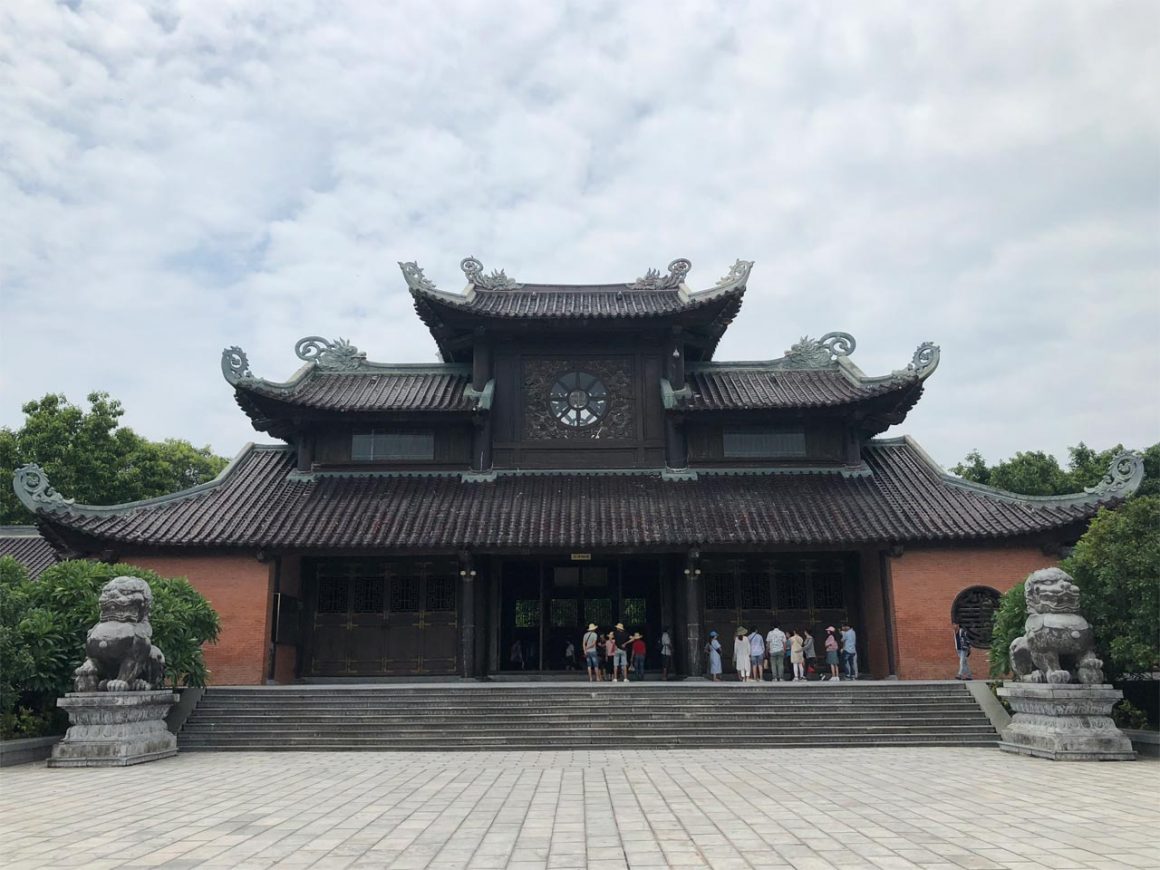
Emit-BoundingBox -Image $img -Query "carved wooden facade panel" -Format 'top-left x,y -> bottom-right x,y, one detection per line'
522,357 -> 635,441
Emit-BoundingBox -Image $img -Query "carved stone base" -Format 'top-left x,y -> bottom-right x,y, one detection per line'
48,691 -> 178,767
997,683 -> 1135,761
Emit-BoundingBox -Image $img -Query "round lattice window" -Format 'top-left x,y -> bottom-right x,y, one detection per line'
951,586 -> 1001,648
549,372 -> 609,428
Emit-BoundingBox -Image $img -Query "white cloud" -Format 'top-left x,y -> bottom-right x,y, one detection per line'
1,0 -> 1157,473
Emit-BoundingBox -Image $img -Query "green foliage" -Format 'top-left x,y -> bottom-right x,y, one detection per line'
0,558 -> 220,739
1062,497 -> 1160,680
989,581 -> 1027,678
1112,699 -> 1148,731
0,392 -> 228,524
950,440 -> 1158,498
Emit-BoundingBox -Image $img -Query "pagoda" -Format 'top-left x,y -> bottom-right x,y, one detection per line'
15,257 -> 1143,682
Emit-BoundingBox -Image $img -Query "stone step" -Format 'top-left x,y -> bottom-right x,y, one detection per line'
180,736 -> 998,751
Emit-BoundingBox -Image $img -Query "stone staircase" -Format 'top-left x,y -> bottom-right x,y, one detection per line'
178,682 -> 997,751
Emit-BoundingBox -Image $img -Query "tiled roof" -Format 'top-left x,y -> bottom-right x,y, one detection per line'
684,367 -> 919,411
240,368 -> 479,413
426,285 -> 732,319
0,526 -> 60,578
23,440 -> 1135,552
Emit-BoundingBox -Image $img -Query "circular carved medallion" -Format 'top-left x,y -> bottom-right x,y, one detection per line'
550,372 -> 609,428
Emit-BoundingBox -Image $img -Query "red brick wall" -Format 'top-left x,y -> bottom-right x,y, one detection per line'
126,554 -> 272,686
890,546 -> 1057,680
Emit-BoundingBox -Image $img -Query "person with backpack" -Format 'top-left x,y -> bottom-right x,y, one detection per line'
748,626 -> 766,681
954,622 -> 972,680
582,622 -> 602,682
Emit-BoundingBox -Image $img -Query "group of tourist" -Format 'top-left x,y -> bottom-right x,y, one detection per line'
705,623 -> 859,682
580,622 -> 675,682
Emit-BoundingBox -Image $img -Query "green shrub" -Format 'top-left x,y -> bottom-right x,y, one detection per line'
988,581 -> 1026,678
0,557 -> 220,739
1113,700 -> 1148,731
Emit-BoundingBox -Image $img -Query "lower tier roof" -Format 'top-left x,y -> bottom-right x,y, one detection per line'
15,440 -> 1143,552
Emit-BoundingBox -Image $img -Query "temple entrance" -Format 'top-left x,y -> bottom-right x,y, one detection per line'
304,557 -> 458,676
498,557 -> 662,672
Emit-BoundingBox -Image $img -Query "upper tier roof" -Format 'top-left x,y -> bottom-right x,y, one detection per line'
0,525 -> 59,579
402,257 -> 751,361
14,442 -> 1144,552
665,334 -> 941,432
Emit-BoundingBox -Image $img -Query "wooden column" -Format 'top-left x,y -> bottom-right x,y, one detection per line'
683,551 -> 702,677
459,553 -> 477,679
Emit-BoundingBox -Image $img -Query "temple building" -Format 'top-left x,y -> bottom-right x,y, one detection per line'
13,257 -> 1144,684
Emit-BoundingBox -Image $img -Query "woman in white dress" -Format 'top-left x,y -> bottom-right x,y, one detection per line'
707,631 -> 723,680
733,628 -> 750,682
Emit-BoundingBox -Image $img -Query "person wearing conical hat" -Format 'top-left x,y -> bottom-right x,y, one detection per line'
582,622 -> 601,682
733,627 -> 751,682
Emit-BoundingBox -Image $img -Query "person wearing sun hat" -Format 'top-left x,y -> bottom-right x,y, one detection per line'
582,622 -> 601,682
823,626 -> 840,681
612,622 -> 629,683
706,630 -> 723,680
733,627 -> 751,682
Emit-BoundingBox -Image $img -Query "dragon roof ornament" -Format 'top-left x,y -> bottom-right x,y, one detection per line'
398,261 -> 440,292
13,464 -> 74,513
1084,452 -> 1145,498
711,259 -> 755,289
460,257 -> 522,290
221,346 -> 253,386
630,258 -> 692,291
295,337 -> 366,371
780,332 -> 856,369
906,341 -> 940,378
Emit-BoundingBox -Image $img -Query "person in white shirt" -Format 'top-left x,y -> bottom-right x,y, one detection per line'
765,624 -> 787,682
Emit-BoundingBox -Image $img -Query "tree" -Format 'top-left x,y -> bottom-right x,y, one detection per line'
0,557 -> 221,738
0,392 -> 228,524
951,441 -> 1158,498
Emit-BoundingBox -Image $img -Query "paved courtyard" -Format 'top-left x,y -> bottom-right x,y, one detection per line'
0,748 -> 1156,870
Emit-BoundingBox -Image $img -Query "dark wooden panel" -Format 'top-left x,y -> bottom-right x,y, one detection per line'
518,448 -> 642,469
313,425 -> 471,469
642,355 -> 664,441
687,422 -> 847,465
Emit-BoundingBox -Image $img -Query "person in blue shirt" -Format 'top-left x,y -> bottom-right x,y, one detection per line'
840,623 -> 857,681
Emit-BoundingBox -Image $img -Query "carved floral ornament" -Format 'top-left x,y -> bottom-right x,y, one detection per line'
630,258 -> 692,291
460,257 -> 522,291
711,259 -> 755,289
221,346 -> 253,385
780,332 -> 857,368
1084,452 -> 1145,496
13,463 -> 74,511
295,336 -> 366,371
906,341 -> 941,377
397,261 -> 439,292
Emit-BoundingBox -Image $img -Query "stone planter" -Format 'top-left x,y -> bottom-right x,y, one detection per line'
48,690 -> 178,768
997,683 -> 1135,761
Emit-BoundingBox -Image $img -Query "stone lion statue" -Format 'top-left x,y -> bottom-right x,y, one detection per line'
74,576 -> 166,692
1010,567 -> 1104,685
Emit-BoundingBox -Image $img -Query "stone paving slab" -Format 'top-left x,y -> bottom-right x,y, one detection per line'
0,748 -> 1156,869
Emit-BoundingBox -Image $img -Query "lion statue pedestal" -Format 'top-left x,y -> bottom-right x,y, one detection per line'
48,577 -> 178,768
997,568 -> 1134,762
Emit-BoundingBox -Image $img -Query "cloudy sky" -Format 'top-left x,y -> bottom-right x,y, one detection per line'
2,0 -> 1157,474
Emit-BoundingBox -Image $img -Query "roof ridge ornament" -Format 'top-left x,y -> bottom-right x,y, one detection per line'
630,258 -> 691,291
460,256 -> 522,290
1084,452 -> 1145,497
906,341 -> 940,378
711,259 -> 754,289
13,464 -> 74,512
398,261 -> 440,292
781,332 -> 856,368
295,336 -> 366,371
221,346 -> 254,385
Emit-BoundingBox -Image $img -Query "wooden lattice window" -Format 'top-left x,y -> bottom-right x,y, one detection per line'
352,577 -> 384,614
705,573 -> 735,610
426,577 -> 456,612
584,598 -> 612,628
622,597 -> 647,625
776,576 -> 807,610
515,600 -> 540,628
317,577 -> 349,614
390,576 -> 420,612
739,574 -> 771,610
813,574 -> 845,609
551,599 -> 579,627
952,586 -> 1001,648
